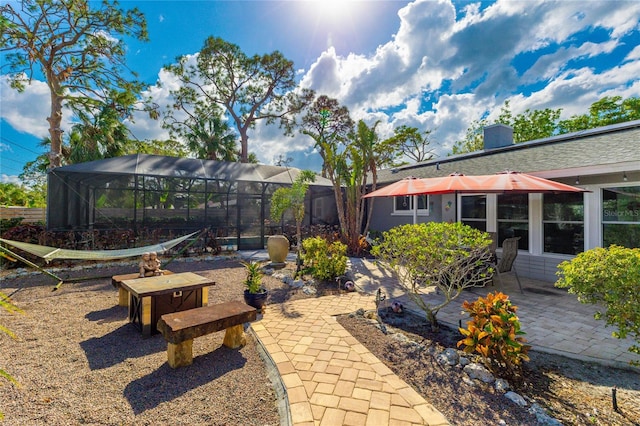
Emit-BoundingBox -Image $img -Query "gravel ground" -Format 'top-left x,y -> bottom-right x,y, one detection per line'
0,256 -> 304,426
2,255 -> 640,425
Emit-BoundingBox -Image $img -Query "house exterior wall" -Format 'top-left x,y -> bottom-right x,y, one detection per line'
368,121 -> 640,283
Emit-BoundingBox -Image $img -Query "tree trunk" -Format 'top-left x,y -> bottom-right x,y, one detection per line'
239,130 -> 249,163
47,79 -> 64,169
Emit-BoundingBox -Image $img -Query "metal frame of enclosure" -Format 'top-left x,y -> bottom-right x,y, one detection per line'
47,154 -> 337,250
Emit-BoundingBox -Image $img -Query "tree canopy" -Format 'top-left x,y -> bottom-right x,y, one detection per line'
450,96 -> 640,155
558,96 -> 640,133
1,0 -> 150,168
163,103 -> 238,161
163,36 -> 314,163
0,182 -> 46,207
387,125 -> 436,163
300,95 -> 402,253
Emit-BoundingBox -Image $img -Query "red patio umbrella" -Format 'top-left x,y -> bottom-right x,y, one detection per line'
364,171 -> 587,223
362,176 -> 439,198
364,171 -> 586,198
445,171 -> 588,194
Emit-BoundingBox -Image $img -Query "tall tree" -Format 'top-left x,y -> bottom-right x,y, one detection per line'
497,100 -> 561,142
451,101 -> 561,155
0,182 -> 46,207
388,125 -> 436,163
450,118 -> 489,155
164,37 -> 313,163
300,96 -> 402,254
300,95 -> 353,241
69,102 -> 132,162
19,102 -> 135,174
1,0 -> 149,168
132,139 -> 189,157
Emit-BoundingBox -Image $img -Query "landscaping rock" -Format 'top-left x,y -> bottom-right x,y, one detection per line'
494,378 -> 510,393
436,348 -> 459,366
301,285 -> 316,295
529,403 -> 563,426
463,363 -> 495,383
505,391 -> 528,407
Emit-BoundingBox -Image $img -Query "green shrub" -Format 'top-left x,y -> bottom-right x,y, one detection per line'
371,222 -> 493,330
556,245 -> 640,365
458,291 -> 530,379
241,260 -> 264,294
302,236 -> 347,281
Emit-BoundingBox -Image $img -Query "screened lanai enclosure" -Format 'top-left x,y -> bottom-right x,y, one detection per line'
47,154 -> 337,250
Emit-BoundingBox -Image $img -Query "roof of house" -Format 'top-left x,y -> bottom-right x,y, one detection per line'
377,119 -> 640,184
49,154 -> 333,187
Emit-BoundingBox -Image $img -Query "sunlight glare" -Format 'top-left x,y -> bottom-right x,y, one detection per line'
307,0 -> 358,22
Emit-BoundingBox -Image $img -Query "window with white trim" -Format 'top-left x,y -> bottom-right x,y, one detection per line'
393,195 -> 429,214
460,195 -> 486,231
602,185 -> 640,249
543,192 -> 584,255
497,193 -> 528,250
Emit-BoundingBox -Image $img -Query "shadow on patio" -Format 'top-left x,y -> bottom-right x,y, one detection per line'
348,257 -> 639,371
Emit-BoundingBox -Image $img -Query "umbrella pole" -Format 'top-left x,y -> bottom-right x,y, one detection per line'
413,195 -> 418,224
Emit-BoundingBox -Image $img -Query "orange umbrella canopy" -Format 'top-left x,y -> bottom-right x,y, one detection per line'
364,171 -> 587,198
450,171 -> 588,194
363,176 -> 441,198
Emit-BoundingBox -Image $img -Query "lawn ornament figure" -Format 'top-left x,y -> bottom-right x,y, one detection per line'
139,252 -> 164,277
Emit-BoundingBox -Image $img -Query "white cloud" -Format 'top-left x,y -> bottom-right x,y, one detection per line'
626,45 -> 640,61
0,76 -> 64,137
1,174 -> 21,184
295,0 -> 640,160
2,0 -> 640,169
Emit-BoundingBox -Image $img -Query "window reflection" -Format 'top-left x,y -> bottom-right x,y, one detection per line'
602,186 -> 640,248
543,193 -> 584,255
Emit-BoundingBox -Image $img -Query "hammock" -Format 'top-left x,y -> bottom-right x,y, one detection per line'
0,231 -> 198,262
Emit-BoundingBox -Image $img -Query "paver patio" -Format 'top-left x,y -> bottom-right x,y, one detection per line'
241,252 -> 638,425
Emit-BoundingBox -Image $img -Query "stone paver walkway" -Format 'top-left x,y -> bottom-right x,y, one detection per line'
240,251 -> 638,425
251,293 -> 449,426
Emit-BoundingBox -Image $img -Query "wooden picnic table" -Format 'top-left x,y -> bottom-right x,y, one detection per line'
120,272 -> 213,336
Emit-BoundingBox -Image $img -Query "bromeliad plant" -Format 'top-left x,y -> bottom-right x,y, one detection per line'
458,291 -> 530,380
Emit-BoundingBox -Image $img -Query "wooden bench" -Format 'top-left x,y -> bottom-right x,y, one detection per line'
111,270 -> 173,307
156,301 -> 257,368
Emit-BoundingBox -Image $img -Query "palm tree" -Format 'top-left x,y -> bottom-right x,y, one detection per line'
185,113 -> 238,161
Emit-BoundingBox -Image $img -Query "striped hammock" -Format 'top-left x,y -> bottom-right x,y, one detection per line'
0,232 -> 197,262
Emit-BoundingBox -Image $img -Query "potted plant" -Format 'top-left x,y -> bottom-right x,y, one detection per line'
241,260 -> 268,311
269,169 -> 316,266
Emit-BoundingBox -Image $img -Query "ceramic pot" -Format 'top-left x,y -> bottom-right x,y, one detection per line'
267,235 -> 289,264
244,289 -> 268,311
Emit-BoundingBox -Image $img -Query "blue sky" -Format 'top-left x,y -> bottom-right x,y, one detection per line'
2,0 -> 640,182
